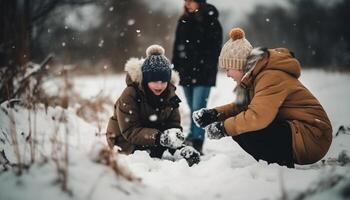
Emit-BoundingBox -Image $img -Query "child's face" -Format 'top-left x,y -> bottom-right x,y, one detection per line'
226,69 -> 244,83
184,0 -> 199,13
147,81 -> 168,96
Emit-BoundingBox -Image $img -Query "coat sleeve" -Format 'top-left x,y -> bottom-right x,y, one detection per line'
223,71 -> 290,136
106,115 -> 119,148
164,107 -> 182,131
202,18 -> 222,69
116,87 -> 159,146
172,21 -> 184,74
214,102 -> 245,121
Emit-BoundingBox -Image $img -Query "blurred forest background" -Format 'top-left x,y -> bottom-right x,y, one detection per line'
1,0 -> 349,74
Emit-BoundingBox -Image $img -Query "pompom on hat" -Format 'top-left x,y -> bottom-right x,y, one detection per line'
219,28 -> 253,71
141,44 -> 172,83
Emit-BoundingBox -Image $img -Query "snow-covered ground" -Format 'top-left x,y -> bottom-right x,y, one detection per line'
1,70 -> 350,200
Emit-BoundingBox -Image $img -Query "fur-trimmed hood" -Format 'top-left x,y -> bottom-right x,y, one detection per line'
124,57 -> 180,87
234,47 -> 301,106
242,47 -> 301,86
233,47 -> 266,106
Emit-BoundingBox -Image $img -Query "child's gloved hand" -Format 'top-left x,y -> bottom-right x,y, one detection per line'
192,108 -> 218,128
205,121 -> 227,140
159,128 -> 185,149
175,146 -> 201,167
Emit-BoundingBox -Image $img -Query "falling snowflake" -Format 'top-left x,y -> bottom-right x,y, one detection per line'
62,42 -> 66,47
98,39 -> 104,47
208,11 -> 214,15
127,19 -> 135,26
149,114 -> 157,122
265,18 -> 270,22
177,45 -> 185,51
179,52 -> 186,58
109,6 -> 114,11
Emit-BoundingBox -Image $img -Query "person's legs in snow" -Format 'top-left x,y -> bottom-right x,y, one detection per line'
183,85 -> 194,140
232,119 -> 295,168
184,86 -> 211,154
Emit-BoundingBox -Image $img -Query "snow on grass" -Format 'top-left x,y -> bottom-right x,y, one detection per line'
1,69 -> 350,200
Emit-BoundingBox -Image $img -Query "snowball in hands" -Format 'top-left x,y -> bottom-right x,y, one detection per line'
174,146 -> 201,166
160,128 -> 185,149
205,122 -> 226,139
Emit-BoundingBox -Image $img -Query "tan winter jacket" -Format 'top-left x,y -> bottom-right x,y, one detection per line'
215,48 -> 332,165
106,58 -> 182,154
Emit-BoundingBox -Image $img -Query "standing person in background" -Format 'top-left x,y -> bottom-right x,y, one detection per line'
172,0 -> 222,154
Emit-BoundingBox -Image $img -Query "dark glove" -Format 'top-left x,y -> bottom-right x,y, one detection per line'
192,108 -> 218,128
156,128 -> 185,149
175,146 -> 201,167
205,121 -> 227,140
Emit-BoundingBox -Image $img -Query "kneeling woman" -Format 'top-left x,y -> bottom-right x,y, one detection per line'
193,28 -> 332,168
106,45 -> 200,166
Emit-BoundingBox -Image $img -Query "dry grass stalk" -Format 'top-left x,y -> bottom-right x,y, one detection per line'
76,90 -> 113,135
51,109 -> 72,196
95,146 -> 140,182
49,69 -> 72,195
8,106 -> 23,176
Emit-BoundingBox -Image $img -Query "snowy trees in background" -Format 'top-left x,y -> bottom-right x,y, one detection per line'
243,0 -> 350,68
0,0 -> 177,73
1,0 -> 349,75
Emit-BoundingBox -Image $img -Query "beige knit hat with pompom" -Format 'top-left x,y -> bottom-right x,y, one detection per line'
218,28 -> 253,70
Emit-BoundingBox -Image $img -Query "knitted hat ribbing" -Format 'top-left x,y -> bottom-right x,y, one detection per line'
218,28 -> 253,71
141,45 -> 172,83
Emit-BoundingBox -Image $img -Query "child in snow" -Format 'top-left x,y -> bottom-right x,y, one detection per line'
193,28 -> 332,167
106,44 -> 200,166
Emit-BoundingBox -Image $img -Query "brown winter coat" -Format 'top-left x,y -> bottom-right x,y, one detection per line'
106,58 -> 182,154
215,48 -> 332,165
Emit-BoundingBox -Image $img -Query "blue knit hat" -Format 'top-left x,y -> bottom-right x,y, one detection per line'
142,45 -> 172,83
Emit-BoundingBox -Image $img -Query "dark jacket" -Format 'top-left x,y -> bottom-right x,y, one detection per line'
215,48 -> 332,164
106,58 -> 182,154
172,4 -> 223,86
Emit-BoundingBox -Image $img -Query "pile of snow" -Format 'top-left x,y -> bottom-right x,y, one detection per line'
1,70 -> 350,200
0,102 -> 168,200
